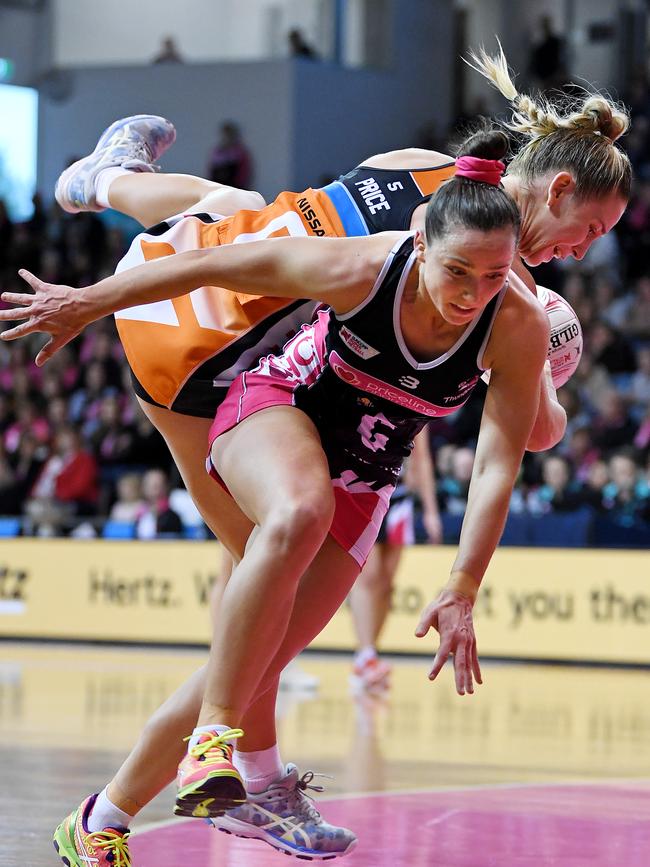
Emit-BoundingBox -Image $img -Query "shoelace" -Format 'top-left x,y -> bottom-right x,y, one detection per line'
185,728 -> 244,763
111,134 -> 158,169
287,770 -> 331,824
84,829 -> 131,867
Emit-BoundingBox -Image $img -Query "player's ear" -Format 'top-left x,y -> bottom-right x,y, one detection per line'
413,229 -> 427,263
546,171 -> 576,208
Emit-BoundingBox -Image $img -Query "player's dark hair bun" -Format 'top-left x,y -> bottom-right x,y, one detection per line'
424,125 -> 519,243
457,127 -> 510,163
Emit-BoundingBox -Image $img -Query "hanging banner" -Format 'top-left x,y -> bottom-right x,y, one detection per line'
0,540 -> 647,664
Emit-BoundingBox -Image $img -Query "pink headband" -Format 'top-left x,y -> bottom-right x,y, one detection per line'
455,156 -> 505,186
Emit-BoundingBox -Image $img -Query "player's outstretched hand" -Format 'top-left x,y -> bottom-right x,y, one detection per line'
415,588 -> 482,696
0,269 -> 86,365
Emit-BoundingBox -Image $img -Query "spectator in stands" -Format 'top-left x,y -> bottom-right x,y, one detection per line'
571,353 -> 612,414
41,367 -> 67,403
69,361 -> 116,436
25,191 -> 47,236
58,211 -> 107,285
596,274 -> 633,329
562,426 -> 600,483
0,392 -> 12,438
90,394 -> 135,469
25,426 -> 98,535
206,122 -> 252,189
46,344 -> 80,394
592,390 -> 639,455
620,276 -> 650,341
135,468 -> 183,539
3,400 -> 49,455
589,321 -> 638,375
109,473 -> 145,524
621,116 -> 650,177
601,451 -> 650,527
128,413 -> 173,472
625,346 -> 650,408
528,15 -> 567,90
618,180 -> 650,281
556,387 -> 591,441
0,439 -> 18,515
634,410 -> 650,453
152,36 -> 184,64
288,28 -> 317,59
0,341 -> 40,394
528,454 -> 584,514
579,459 -> 610,512
46,396 -> 70,437
0,431 -> 43,516
80,327 -> 123,389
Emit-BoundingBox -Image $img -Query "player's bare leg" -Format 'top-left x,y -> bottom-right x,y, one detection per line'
104,536 -> 359,813
348,542 -> 402,689
349,543 -> 401,650
199,407 -> 336,728
109,173 -> 265,227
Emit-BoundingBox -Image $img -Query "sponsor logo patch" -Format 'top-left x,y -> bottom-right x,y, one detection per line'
340,326 -> 380,360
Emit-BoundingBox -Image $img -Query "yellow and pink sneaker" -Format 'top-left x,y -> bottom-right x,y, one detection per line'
174,727 -> 246,818
53,793 -> 131,867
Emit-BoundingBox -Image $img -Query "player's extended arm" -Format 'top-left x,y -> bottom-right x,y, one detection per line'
415,291 -> 549,695
526,361 -> 567,452
0,233 -> 400,364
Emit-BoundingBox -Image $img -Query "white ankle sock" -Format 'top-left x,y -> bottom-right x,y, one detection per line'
95,167 -> 130,209
355,646 -> 378,667
188,724 -> 234,750
234,745 -> 284,794
87,787 -> 133,833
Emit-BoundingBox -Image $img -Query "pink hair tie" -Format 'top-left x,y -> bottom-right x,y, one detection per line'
455,156 -> 505,186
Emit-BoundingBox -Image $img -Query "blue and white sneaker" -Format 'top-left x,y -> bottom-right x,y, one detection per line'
212,764 -> 357,860
55,114 -> 176,213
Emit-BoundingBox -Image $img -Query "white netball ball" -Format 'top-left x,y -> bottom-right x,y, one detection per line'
536,285 -> 583,388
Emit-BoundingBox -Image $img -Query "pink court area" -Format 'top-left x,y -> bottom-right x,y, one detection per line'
131,783 -> 650,867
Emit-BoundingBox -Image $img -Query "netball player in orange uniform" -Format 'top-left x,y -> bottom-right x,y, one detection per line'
53,120 -> 460,556
1,46 -> 631,865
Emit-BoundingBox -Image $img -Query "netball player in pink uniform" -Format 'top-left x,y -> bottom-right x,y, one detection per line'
1,47 -> 631,866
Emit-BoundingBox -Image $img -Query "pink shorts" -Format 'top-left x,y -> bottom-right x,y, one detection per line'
207,361 -> 393,567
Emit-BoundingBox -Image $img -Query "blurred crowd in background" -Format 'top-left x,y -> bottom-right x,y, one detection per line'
0,94 -> 649,543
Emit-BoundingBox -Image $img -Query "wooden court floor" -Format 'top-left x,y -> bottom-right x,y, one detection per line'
1,642 -> 649,866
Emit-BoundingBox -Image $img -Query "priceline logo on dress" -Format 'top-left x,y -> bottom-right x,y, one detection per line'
329,352 -> 456,418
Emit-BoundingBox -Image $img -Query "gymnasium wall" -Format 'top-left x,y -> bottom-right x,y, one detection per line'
0,4 -> 52,88
52,0 -> 327,66
1,540 -> 647,666
291,0 -> 454,190
36,14 -> 454,211
37,61 -> 296,204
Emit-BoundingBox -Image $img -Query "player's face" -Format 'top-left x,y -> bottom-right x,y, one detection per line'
418,226 -> 516,326
519,179 -> 627,267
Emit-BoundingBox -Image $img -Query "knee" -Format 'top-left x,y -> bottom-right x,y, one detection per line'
241,190 -> 266,209
264,489 -> 335,555
200,188 -> 266,214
